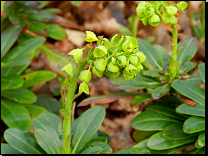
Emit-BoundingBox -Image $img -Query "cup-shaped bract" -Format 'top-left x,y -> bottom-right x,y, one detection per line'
144,5 -> 155,17
105,70 -> 120,79
84,31 -> 98,42
93,46 -> 108,57
110,34 -> 121,48
166,6 -> 178,15
161,13 -> 171,24
68,49 -> 83,63
94,58 -> 106,72
136,2 -> 148,18
122,37 -> 138,52
92,66 -> 104,78
177,2 -> 188,11
134,51 -> 146,63
124,63 -> 138,75
107,62 -> 120,73
148,14 -> 160,26
116,55 -> 127,68
169,15 -> 177,25
129,54 -> 141,66
142,17 -> 149,25
123,70 -> 135,80
78,82 -> 89,94
79,70 -> 92,83
61,63 -> 73,76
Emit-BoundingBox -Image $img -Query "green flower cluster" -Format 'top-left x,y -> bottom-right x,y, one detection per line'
136,1 -> 188,26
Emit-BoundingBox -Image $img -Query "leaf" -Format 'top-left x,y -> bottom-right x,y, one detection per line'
71,106 -> 105,154
196,133 -> 205,148
113,147 -> 150,154
25,105 -> 48,118
2,55 -> 31,68
1,25 -> 22,58
22,70 -> 57,88
131,110 -> 180,131
88,137 -> 108,144
132,130 -> 157,143
147,131 -> 197,150
183,116 -> 205,133
78,92 -> 140,107
137,38 -> 165,71
80,146 -> 103,154
1,99 -> 31,131
1,75 -> 23,90
46,23 -> 66,40
34,129 -> 59,154
186,74 -> 204,84
142,70 -> 161,78
119,26 -> 132,36
131,93 -> 152,106
176,103 -> 205,117
1,143 -> 23,154
4,128 -> 40,154
171,79 -> 205,106
180,61 -> 197,74
177,37 -> 198,67
1,89 -> 37,104
151,83 -> 171,99
32,118 -> 60,148
40,8 -> 61,14
28,21 -> 47,34
198,63 -> 205,84
97,130 -> 111,142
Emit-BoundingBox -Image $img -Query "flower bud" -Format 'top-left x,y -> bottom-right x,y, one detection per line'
84,31 -> 97,42
93,46 -> 108,57
79,70 -> 92,83
92,66 -> 104,78
122,37 -> 138,52
61,63 -> 73,76
148,14 -> 160,26
94,58 -> 106,72
107,62 -> 120,73
105,70 -> 120,79
144,5 -> 155,17
177,2 -> 187,11
124,64 -> 138,75
166,6 -> 178,15
116,55 -> 127,68
123,70 -> 135,80
134,52 -> 146,63
78,82 -> 89,94
136,2 -> 148,18
161,13 -> 171,24
129,54 -> 141,66
68,49 -> 83,63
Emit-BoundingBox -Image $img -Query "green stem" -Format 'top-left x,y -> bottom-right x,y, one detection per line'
172,24 -> 178,62
62,52 -> 94,154
132,15 -> 139,38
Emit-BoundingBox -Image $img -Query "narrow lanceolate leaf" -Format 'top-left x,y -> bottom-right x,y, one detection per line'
180,148 -> 205,154
4,128 -> 40,154
1,75 -> 23,90
198,63 -> 205,84
71,106 -> 105,154
183,116 -> 205,133
113,147 -> 150,154
80,146 -> 103,154
176,103 -> 205,117
142,70 -> 161,78
132,130 -> 157,143
186,74 -> 204,84
196,133 -> 205,148
171,79 -> 205,106
131,110 -> 180,131
1,55 -> 31,68
147,131 -> 197,150
1,99 -> 31,131
1,143 -> 23,154
177,37 -> 198,67
131,93 -> 152,106
34,129 -> 59,154
1,25 -> 22,58
151,83 -> 171,99
25,105 -> 48,118
180,61 -> 197,74
1,89 -> 37,104
137,38 -> 164,71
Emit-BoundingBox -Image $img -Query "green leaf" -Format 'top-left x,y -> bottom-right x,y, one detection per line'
171,79 -> 205,106
80,141 -> 112,154
196,133 -> 205,148
80,146 -> 103,154
97,130 -> 111,142
25,105 -> 48,118
32,118 -> 60,148
181,147 -> 205,154
1,143 -> 23,154
180,61 -> 197,74
147,131 -> 197,150
88,137 -> 108,144
34,129 -> 59,154
1,25 -> 22,58
183,116 -> 205,133
78,81 -> 89,94
198,63 -> 205,84
142,70 -> 161,78
28,21 -> 47,34
40,8 -> 61,14
186,74 -> 204,84
1,89 -> 37,104
4,128 -> 40,154
131,93 -> 152,106
131,110 -> 180,131
177,37 -> 198,67
132,130 -> 157,143
1,75 -> 24,90
22,70 -> 57,88
137,38 -> 166,71
119,26 -> 132,36
1,99 -> 31,131
113,147 -> 150,154
151,83 -> 171,99
71,106 -> 105,154
176,103 -> 205,117
2,55 -> 31,68
46,24 -> 66,40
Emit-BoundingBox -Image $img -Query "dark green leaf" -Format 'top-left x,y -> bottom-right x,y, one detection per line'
131,110 -> 180,131
40,8 -> 61,14
142,70 -> 161,78
80,146 -> 103,154
132,130 -> 157,143
34,129 -> 59,154
113,147 -> 150,154
183,116 -> 205,133
171,79 -> 205,106
4,128 -> 40,154
71,106 -> 105,154
1,143 -> 23,154
1,75 -> 23,90
2,55 -> 31,68
88,137 -> 108,144
97,130 -> 111,142
196,133 -> 205,148
198,63 -> 205,84
25,105 -> 48,118
151,83 -> 171,99
180,61 -> 197,74
147,131 -> 197,150
186,74 -> 204,84
46,24 -> 66,40
131,93 -> 152,106
1,25 -> 22,58
176,103 -> 205,117
1,89 -> 37,104
180,147 -> 205,154
1,99 -> 31,131
177,37 -> 198,67
28,21 -> 47,34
